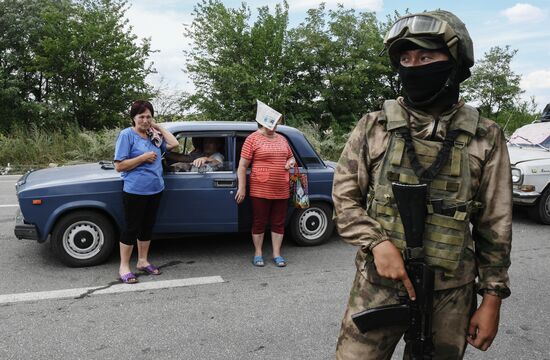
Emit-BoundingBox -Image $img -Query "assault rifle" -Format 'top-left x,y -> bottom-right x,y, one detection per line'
352,182 -> 435,360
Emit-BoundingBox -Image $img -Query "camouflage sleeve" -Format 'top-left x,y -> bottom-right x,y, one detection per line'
332,115 -> 390,252
472,124 -> 512,299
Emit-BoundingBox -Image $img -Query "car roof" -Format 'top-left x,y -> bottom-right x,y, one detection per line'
160,121 -> 303,136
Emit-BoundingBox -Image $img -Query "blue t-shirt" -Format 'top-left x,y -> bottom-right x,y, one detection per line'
114,127 -> 167,195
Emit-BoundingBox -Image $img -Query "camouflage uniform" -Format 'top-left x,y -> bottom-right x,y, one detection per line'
333,97 -> 512,359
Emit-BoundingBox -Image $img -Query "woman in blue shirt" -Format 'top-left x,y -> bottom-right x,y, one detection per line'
114,100 -> 178,283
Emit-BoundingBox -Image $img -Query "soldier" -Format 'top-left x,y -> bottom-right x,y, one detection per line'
333,10 -> 512,359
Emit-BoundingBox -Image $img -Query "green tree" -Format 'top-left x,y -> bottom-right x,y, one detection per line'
493,97 -> 538,136
183,0 -> 289,121
0,0 -> 154,131
182,1 -> 396,129
462,45 -> 523,118
284,4 -> 396,128
0,0 -> 49,131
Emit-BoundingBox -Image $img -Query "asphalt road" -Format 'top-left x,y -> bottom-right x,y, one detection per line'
0,174 -> 548,360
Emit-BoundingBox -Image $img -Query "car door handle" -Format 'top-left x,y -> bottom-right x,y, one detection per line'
214,179 -> 236,188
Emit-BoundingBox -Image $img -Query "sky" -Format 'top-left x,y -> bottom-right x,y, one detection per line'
125,0 -> 550,112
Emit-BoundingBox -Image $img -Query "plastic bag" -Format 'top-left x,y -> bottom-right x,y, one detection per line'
290,165 -> 310,209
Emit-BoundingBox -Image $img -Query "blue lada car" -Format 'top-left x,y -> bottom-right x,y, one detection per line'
14,122 -> 336,266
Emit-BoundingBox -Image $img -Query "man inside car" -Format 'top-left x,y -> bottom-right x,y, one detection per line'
166,137 -> 225,172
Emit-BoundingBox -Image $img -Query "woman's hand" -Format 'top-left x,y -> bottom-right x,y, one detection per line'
149,119 -> 179,150
149,118 -> 160,130
235,187 -> 246,204
285,158 -> 296,170
141,151 -> 157,163
235,157 -> 250,205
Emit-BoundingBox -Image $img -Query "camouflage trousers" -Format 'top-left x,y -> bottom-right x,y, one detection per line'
336,271 -> 476,360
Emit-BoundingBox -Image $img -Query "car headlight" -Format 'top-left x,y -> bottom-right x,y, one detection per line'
511,168 -> 522,184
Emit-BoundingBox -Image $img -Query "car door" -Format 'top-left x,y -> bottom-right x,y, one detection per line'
234,133 -> 253,232
154,132 -> 239,234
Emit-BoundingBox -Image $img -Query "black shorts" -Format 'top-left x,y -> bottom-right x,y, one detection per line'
121,191 -> 163,245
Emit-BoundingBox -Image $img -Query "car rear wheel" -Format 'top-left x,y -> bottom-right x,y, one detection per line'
290,202 -> 334,246
51,210 -> 116,267
528,188 -> 550,225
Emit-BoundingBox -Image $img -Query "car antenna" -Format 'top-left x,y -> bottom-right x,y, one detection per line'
502,113 -> 513,138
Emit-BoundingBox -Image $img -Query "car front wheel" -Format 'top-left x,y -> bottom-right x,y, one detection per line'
51,210 -> 116,267
529,188 -> 550,225
290,202 -> 334,246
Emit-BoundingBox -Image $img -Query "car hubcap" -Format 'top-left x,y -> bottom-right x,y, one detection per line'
298,207 -> 328,241
62,221 -> 104,260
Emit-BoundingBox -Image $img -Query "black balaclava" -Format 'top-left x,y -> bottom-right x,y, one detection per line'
399,60 -> 459,110
394,40 -> 460,110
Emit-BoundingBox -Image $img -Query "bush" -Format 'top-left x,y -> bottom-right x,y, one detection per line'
0,117 -> 353,174
288,114 -> 354,162
0,125 -> 120,173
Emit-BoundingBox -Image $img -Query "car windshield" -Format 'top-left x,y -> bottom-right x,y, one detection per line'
509,122 -> 550,148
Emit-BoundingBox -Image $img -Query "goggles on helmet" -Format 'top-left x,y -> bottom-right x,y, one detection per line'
384,14 -> 457,48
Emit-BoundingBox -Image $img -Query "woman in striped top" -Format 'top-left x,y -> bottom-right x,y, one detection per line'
235,121 -> 296,267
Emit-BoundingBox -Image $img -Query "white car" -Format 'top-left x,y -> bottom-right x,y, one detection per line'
508,121 -> 550,224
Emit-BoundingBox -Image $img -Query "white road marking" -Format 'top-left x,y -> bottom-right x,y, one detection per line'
0,205 -> 18,208
0,276 -> 225,305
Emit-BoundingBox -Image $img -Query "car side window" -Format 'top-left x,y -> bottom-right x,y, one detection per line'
166,135 -> 231,173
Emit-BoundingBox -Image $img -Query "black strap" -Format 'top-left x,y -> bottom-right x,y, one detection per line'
397,127 -> 462,184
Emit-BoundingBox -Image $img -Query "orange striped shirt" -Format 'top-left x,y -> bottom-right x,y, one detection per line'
241,131 -> 294,199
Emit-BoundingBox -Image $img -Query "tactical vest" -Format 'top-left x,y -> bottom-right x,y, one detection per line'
367,100 -> 483,273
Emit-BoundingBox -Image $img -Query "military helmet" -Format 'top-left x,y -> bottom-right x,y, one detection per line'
384,10 -> 474,82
